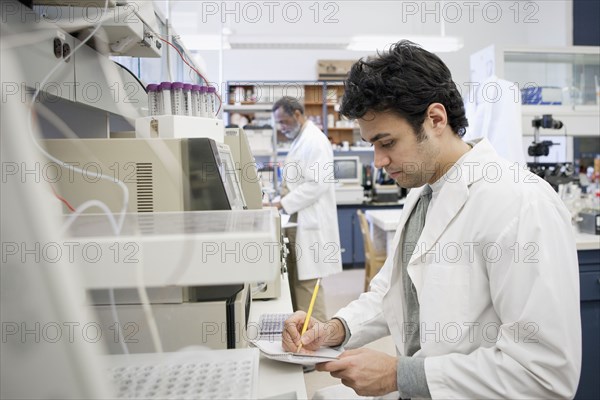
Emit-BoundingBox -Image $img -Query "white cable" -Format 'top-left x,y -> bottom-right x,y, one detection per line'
2,4 -> 136,359
108,288 -> 130,355
29,145 -> 129,233
59,199 -> 136,354
251,282 -> 268,295
136,254 -> 164,353
21,0 -> 162,355
60,200 -> 119,235
34,102 -> 131,355
26,0 -> 129,234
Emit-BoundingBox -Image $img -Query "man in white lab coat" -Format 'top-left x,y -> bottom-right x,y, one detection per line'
282,41 -> 581,399
271,97 -> 342,322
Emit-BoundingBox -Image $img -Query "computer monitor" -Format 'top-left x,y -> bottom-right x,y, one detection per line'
224,127 -> 263,209
333,156 -> 362,185
215,142 -> 247,211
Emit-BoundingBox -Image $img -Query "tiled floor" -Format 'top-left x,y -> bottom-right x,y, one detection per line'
303,269 -> 396,399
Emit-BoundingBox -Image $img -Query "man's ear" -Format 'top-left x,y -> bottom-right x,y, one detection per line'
426,103 -> 448,133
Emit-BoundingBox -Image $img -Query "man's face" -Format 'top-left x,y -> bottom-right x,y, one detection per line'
358,111 -> 441,188
274,107 -> 302,140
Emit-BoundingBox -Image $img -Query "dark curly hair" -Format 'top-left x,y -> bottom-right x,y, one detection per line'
340,40 -> 468,138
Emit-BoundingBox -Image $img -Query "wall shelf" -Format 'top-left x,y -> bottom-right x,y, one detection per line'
225,80 -> 356,144
483,46 -> 600,137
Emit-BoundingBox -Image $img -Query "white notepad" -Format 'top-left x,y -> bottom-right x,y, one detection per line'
250,339 -> 341,366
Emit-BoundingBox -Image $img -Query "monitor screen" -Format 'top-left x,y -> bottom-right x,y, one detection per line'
333,157 -> 361,184
187,138 -> 246,211
224,128 -> 263,209
217,144 -> 247,210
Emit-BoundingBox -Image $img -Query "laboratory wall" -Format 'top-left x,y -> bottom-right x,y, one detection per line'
169,1 -> 573,87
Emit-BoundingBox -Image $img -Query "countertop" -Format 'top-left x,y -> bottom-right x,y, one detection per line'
366,209 -> 599,251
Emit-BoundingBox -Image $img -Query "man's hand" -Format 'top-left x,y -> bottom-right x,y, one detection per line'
261,200 -> 282,210
316,348 -> 398,397
281,311 -> 346,352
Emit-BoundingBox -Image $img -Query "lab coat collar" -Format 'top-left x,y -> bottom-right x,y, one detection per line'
287,120 -> 313,153
407,137 -> 495,267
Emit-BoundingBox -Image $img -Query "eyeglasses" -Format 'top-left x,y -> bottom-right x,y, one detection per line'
277,118 -> 297,129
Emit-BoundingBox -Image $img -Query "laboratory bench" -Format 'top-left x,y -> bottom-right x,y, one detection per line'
101,273 -> 307,399
336,202 -> 405,268
250,273 -> 308,399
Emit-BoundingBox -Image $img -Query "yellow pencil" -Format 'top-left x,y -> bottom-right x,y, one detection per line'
296,278 -> 321,353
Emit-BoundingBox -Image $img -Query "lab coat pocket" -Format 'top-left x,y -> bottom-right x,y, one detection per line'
418,264 -> 471,352
299,205 -> 320,230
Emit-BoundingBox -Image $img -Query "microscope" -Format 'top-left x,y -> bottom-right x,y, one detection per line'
528,114 -> 563,159
527,115 -> 576,190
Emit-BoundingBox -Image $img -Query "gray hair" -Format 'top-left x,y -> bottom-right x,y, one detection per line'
272,96 -> 304,116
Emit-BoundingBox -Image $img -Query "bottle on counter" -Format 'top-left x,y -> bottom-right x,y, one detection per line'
171,82 -> 185,115
183,83 -> 193,116
199,86 -> 209,117
147,84 -> 160,116
191,85 -> 202,116
207,86 -> 217,118
158,82 -> 172,115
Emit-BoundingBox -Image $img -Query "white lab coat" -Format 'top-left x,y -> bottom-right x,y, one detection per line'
281,121 -> 342,280
464,75 -> 526,165
335,138 -> 581,398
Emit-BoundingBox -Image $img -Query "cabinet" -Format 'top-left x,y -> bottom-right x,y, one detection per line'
475,46 -> 600,138
501,47 -> 600,107
576,249 -> 600,400
337,203 -> 403,268
337,208 -> 356,265
506,48 -> 600,139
